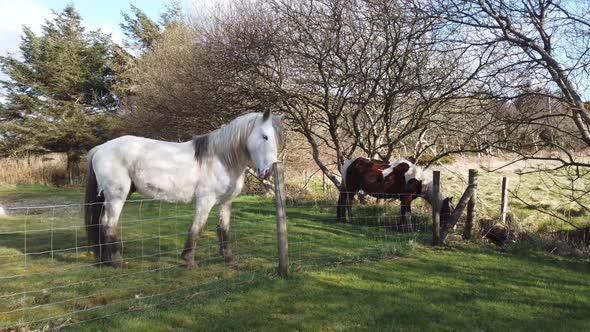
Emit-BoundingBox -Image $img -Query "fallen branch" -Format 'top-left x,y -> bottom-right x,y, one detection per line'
440,180 -> 477,243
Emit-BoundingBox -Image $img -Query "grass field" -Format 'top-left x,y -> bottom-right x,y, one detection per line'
439,167 -> 590,230
0,185 -> 589,331
301,163 -> 590,231
70,246 -> 590,332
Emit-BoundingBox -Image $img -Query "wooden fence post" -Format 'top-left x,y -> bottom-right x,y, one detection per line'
432,171 -> 441,246
463,169 -> 478,240
273,162 -> 289,277
500,177 -> 509,223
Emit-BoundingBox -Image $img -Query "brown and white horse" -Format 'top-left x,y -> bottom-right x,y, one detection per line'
336,157 -> 454,227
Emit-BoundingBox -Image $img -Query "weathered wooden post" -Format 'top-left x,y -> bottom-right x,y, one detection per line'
500,177 -> 509,223
462,169 -> 478,240
273,162 -> 289,277
441,170 -> 478,243
432,171 -> 441,246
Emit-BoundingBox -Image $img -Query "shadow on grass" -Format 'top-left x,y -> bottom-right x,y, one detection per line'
66,245 -> 590,332
6,192 -> 588,331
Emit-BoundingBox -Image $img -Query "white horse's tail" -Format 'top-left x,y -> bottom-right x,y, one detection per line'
84,149 -> 105,262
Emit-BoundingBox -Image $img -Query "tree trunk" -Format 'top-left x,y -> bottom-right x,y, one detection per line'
66,151 -> 81,186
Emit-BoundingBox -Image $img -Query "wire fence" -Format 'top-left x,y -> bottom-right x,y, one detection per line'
0,185 -> 432,329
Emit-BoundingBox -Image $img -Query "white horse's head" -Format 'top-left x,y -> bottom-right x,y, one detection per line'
247,109 -> 284,179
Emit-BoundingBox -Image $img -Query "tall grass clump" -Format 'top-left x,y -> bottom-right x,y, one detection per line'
0,153 -> 86,186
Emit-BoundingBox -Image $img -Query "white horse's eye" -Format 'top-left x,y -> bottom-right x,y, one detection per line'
262,134 -> 269,140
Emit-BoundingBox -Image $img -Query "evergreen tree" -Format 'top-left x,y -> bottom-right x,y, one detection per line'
0,6 -> 121,182
120,5 -> 161,51
119,2 -> 181,52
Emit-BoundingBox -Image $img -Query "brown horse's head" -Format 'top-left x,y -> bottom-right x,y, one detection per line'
398,178 -> 422,214
405,178 -> 422,199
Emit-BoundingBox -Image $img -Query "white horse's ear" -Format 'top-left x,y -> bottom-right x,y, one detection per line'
262,109 -> 271,121
272,114 -> 284,123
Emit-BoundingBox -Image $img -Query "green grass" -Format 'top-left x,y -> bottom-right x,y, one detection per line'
440,169 -> 590,230
290,166 -> 590,232
69,245 -> 590,332
0,186 -> 416,329
0,186 -> 589,331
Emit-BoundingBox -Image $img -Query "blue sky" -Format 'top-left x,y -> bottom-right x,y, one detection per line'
0,0 -> 587,100
37,0 -> 170,43
0,0 -> 183,53
0,0 -> 226,55
0,0 -> 225,99
38,0 -> 169,25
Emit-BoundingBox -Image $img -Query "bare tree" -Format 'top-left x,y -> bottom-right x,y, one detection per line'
123,21 -> 255,140
424,0 -> 590,221
200,0 -> 483,188
430,0 -> 590,166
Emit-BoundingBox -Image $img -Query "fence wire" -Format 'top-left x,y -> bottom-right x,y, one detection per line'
0,188 -> 432,329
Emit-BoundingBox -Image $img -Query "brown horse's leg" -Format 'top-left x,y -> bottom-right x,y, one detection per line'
400,196 -> 412,232
182,197 -> 215,269
336,190 -> 348,222
336,190 -> 356,223
345,192 -> 355,223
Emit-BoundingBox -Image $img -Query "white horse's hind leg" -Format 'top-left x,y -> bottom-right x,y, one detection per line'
101,198 -> 127,268
181,195 -> 216,269
216,201 -> 234,263
92,152 -> 132,267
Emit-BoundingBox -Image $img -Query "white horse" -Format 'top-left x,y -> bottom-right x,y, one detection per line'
85,110 -> 284,268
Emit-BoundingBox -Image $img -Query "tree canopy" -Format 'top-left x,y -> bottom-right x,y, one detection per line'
0,5 -> 121,158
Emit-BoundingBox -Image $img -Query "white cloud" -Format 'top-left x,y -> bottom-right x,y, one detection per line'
0,1 -> 127,102
0,0 -> 125,57
0,0 -> 53,56
0,0 -> 53,101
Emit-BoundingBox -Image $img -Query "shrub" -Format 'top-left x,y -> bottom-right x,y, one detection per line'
416,154 -> 457,165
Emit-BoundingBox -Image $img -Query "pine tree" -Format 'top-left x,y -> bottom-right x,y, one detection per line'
119,2 -> 182,52
0,6 -> 121,183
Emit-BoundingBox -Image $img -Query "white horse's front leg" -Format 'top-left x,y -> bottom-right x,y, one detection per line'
216,201 -> 234,263
182,196 -> 215,269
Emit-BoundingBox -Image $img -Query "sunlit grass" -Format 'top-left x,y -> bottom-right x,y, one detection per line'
69,245 -> 590,332
0,185 -> 588,331
0,187 -> 416,329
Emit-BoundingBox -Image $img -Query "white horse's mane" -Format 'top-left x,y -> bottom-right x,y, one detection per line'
194,112 -> 285,169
